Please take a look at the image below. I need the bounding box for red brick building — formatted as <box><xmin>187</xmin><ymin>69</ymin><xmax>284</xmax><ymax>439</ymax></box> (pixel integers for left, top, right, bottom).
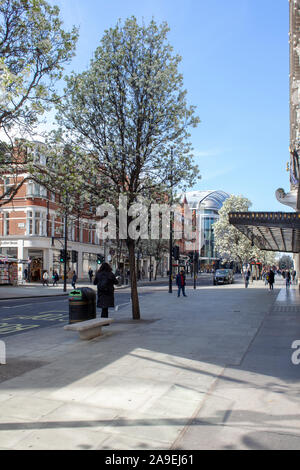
<box><xmin>0</xmin><ymin>147</ymin><xmax>105</xmax><ymax>282</ymax></box>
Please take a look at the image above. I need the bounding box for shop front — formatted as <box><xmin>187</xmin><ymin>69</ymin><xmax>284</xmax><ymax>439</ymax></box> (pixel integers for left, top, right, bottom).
<box><xmin>27</xmin><ymin>249</ymin><xmax>43</xmax><ymax>282</ymax></box>
<box><xmin>0</xmin><ymin>257</ymin><xmax>18</xmax><ymax>285</ymax></box>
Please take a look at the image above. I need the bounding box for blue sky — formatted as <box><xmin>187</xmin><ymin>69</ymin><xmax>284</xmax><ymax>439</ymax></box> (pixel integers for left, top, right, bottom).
<box><xmin>49</xmin><ymin>0</ymin><xmax>291</xmax><ymax>212</ymax></box>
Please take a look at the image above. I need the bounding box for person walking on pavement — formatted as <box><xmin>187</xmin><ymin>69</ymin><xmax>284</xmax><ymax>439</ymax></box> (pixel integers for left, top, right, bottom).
<box><xmin>42</xmin><ymin>270</ymin><xmax>49</xmax><ymax>287</ymax></box>
<box><xmin>245</xmin><ymin>269</ymin><xmax>251</xmax><ymax>288</ymax></box>
<box><xmin>286</xmin><ymin>270</ymin><xmax>291</xmax><ymax>289</ymax></box>
<box><xmin>176</xmin><ymin>269</ymin><xmax>187</xmax><ymax>297</ymax></box>
<box><xmin>88</xmin><ymin>267</ymin><xmax>94</xmax><ymax>284</ymax></box>
<box><xmin>52</xmin><ymin>271</ymin><xmax>59</xmax><ymax>287</ymax></box>
<box><xmin>94</xmin><ymin>262</ymin><xmax>119</xmax><ymax>317</ymax></box>
<box><xmin>268</xmin><ymin>268</ymin><xmax>275</xmax><ymax>290</ymax></box>
<box><xmin>71</xmin><ymin>271</ymin><xmax>77</xmax><ymax>289</ymax></box>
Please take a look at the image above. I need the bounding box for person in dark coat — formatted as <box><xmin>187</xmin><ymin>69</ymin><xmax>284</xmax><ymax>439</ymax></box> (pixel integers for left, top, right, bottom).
<box><xmin>176</xmin><ymin>269</ymin><xmax>187</xmax><ymax>297</ymax></box>
<box><xmin>94</xmin><ymin>263</ymin><xmax>119</xmax><ymax>317</ymax></box>
<box><xmin>245</xmin><ymin>269</ymin><xmax>251</xmax><ymax>288</ymax></box>
<box><xmin>88</xmin><ymin>267</ymin><xmax>93</xmax><ymax>284</ymax></box>
<box><xmin>71</xmin><ymin>271</ymin><xmax>77</xmax><ymax>289</ymax></box>
<box><xmin>268</xmin><ymin>269</ymin><xmax>275</xmax><ymax>290</ymax></box>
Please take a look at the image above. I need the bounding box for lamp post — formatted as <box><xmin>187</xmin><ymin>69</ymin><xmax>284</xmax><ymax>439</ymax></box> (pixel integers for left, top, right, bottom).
<box><xmin>169</xmin><ymin>148</ymin><xmax>174</xmax><ymax>294</ymax></box>
<box><xmin>51</xmin><ymin>209</ymin><xmax>68</xmax><ymax>293</ymax></box>
<box><xmin>63</xmin><ymin>210</ymin><xmax>68</xmax><ymax>292</ymax></box>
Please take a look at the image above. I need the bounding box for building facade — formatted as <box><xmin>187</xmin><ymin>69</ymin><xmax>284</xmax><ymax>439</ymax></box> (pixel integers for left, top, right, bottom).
<box><xmin>0</xmin><ymin>168</ymin><xmax>105</xmax><ymax>282</ymax></box>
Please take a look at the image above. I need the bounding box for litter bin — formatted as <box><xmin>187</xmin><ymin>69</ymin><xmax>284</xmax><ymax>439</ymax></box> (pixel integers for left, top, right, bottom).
<box><xmin>68</xmin><ymin>287</ymin><xmax>96</xmax><ymax>324</ymax></box>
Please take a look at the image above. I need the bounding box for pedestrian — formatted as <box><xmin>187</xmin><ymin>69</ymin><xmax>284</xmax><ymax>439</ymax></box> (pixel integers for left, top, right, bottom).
<box><xmin>94</xmin><ymin>262</ymin><xmax>119</xmax><ymax>317</ymax></box>
<box><xmin>42</xmin><ymin>270</ymin><xmax>49</xmax><ymax>287</ymax></box>
<box><xmin>52</xmin><ymin>271</ymin><xmax>59</xmax><ymax>286</ymax></box>
<box><xmin>24</xmin><ymin>268</ymin><xmax>28</xmax><ymax>282</ymax></box>
<box><xmin>292</xmin><ymin>270</ymin><xmax>296</xmax><ymax>284</ymax></box>
<box><xmin>268</xmin><ymin>268</ymin><xmax>275</xmax><ymax>290</ymax></box>
<box><xmin>245</xmin><ymin>269</ymin><xmax>251</xmax><ymax>288</ymax></box>
<box><xmin>176</xmin><ymin>269</ymin><xmax>187</xmax><ymax>297</ymax></box>
<box><xmin>71</xmin><ymin>271</ymin><xmax>77</xmax><ymax>289</ymax></box>
<box><xmin>88</xmin><ymin>267</ymin><xmax>94</xmax><ymax>284</ymax></box>
<box><xmin>286</xmin><ymin>270</ymin><xmax>291</xmax><ymax>288</ymax></box>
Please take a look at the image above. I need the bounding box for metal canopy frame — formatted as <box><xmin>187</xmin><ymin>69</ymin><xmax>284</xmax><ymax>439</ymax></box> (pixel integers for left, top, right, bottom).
<box><xmin>228</xmin><ymin>212</ymin><xmax>300</xmax><ymax>253</ymax></box>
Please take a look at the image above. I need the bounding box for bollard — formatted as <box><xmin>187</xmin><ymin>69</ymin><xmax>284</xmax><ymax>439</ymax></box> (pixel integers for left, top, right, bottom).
<box><xmin>0</xmin><ymin>340</ymin><xmax>6</xmax><ymax>365</ymax></box>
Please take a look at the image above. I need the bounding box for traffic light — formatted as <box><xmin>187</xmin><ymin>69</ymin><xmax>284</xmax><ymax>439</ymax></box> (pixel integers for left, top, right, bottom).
<box><xmin>71</xmin><ymin>250</ymin><xmax>78</xmax><ymax>263</ymax></box>
<box><xmin>60</xmin><ymin>249</ymin><xmax>66</xmax><ymax>263</ymax></box>
<box><xmin>188</xmin><ymin>252</ymin><xmax>199</xmax><ymax>263</ymax></box>
<box><xmin>97</xmin><ymin>254</ymin><xmax>104</xmax><ymax>265</ymax></box>
<box><xmin>172</xmin><ymin>246</ymin><xmax>180</xmax><ymax>260</ymax></box>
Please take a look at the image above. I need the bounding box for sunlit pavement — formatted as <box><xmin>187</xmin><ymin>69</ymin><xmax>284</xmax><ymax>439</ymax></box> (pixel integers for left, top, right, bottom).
<box><xmin>0</xmin><ymin>277</ymin><xmax>299</xmax><ymax>450</ymax></box>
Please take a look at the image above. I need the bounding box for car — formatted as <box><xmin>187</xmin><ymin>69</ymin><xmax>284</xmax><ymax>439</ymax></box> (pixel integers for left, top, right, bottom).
<box><xmin>213</xmin><ymin>268</ymin><xmax>234</xmax><ymax>285</ymax></box>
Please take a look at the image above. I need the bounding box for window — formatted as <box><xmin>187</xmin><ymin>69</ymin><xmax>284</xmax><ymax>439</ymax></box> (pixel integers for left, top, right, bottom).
<box><xmin>26</xmin><ymin>210</ymin><xmax>46</xmax><ymax>236</ymax></box>
<box><xmin>68</xmin><ymin>220</ymin><xmax>75</xmax><ymax>241</ymax></box>
<box><xmin>3</xmin><ymin>178</ymin><xmax>14</xmax><ymax>199</ymax></box>
<box><xmin>27</xmin><ymin>181</ymin><xmax>47</xmax><ymax>198</ymax></box>
<box><xmin>94</xmin><ymin>224</ymin><xmax>99</xmax><ymax>244</ymax></box>
<box><xmin>88</xmin><ymin>224</ymin><xmax>92</xmax><ymax>244</ymax></box>
<box><xmin>3</xmin><ymin>213</ymin><xmax>9</xmax><ymax>235</ymax></box>
<box><xmin>34</xmin><ymin>211</ymin><xmax>41</xmax><ymax>235</ymax></box>
<box><xmin>33</xmin><ymin>148</ymin><xmax>47</xmax><ymax>166</ymax></box>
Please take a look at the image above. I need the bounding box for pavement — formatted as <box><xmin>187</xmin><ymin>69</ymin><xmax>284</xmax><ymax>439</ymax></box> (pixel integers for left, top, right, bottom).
<box><xmin>0</xmin><ymin>277</ymin><xmax>299</xmax><ymax>450</ymax></box>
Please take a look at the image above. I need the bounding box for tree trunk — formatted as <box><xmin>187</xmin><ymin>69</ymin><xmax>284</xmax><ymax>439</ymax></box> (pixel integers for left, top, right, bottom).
<box><xmin>154</xmin><ymin>259</ymin><xmax>160</xmax><ymax>280</ymax></box>
<box><xmin>127</xmin><ymin>238</ymin><xmax>140</xmax><ymax>320</ymax></box>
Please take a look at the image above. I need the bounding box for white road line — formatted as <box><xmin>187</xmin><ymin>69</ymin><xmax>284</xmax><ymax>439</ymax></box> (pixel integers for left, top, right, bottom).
<box><xmin>115</xmin><ymin>301</ymin><xmax>131</xmax><ymax>311</ymax></box>
<box><xmin>1</xmin><ymin>303</ymin><xmax>36</xmax><ymax>309</ymax></box>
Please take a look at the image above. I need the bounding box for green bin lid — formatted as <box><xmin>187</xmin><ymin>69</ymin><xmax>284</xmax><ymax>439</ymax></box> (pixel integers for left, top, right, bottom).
<box><xmin>69</xmin><ymin>289</ymin><xmax>82</xmax><ymax>298</ymax></box>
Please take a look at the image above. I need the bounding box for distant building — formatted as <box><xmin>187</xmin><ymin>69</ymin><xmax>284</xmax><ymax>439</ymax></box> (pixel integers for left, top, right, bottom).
<box><xmin>180</xmin><ymin>190</ymin><xmax>229</xmax><ymax>270</ymax></box>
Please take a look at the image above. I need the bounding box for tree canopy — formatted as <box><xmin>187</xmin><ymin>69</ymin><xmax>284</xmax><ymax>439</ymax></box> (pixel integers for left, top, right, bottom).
<box><xmin>0</xmin><ymin>0</ymin><xmax>78</xmax><ymax>133</ymax></box>
<box><xmin>54</xmin><ymin>17</ymin><xmax>201</xmax><ymax>318</ymax></box>
<box><xmin>213</xmin><ymin>194</ymin><xmax>277</xmax><ymax>268</ymax></box>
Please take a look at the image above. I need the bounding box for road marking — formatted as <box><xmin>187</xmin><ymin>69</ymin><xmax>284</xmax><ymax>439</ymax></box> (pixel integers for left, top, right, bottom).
<box><xmin>2</xmin><ymin>311</ymin><xmax>68</xmax><ymax>322</ymax></box>
<box><xmin>0</xmin><ymin>323</ymin><xmax>40</xmax><ymax>335</ymax></box>
<box><xmin>115</xmin><ymin>302</ymin><xmax>131</xmax><ymax>311</ymax></box>
<box><xmin>1</xmin><ymin>303</ymin><xmax>36</xmax><ymax>309</ymax></box>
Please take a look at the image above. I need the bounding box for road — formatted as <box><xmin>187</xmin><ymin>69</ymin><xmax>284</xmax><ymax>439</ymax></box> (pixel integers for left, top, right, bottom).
<box><xmin>0</xmin><ymin>273</ymin><xmax>229</xmax><ymax>337</ymax></box>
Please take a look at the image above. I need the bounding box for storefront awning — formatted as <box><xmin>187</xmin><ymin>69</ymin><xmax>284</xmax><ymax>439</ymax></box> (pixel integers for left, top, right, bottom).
<box><xmin>228</xmin><ymin>211</ymin><xmax>300</xmax><ymax>253</ymax></box>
